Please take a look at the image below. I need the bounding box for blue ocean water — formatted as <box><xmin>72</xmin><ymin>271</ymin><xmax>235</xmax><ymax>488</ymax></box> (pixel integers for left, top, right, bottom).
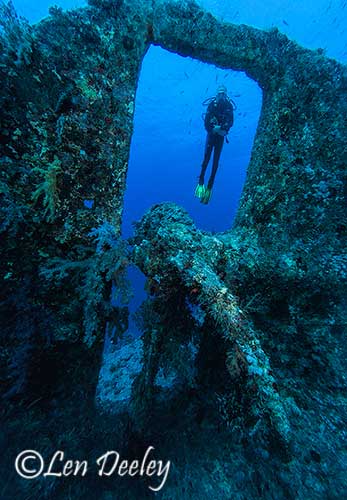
<box><xmin>122</xmin><ymin>46</ymin><xmax>261</xmax><ymax>237</ymax></box>
<box><xmin>11</xmin><ymin>0</ymin><xmax>347</xmax><ymax>328</ymax></box>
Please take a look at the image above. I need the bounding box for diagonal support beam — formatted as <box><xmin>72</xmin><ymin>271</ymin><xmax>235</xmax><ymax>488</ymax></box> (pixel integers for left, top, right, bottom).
<box><xmin>133</xmin><ymin>202</ymin><xmax>291</xmax><ymax>446</ymax></box>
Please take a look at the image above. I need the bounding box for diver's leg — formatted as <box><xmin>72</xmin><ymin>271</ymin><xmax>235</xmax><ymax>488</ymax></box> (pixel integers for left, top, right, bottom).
<box><xmin>201</xmin><ymin>136</ymin><xmax>224</xmax><ymax>204</ymax></box>
<box><xmin>199</xmin><ymin>133</ymin><xmax>213</xmax><ymax>184</ymax></box>
<box><xmin>207</xmin><ymin>135</ymin><xmax>224</xmax><ymax>189</ymax></box>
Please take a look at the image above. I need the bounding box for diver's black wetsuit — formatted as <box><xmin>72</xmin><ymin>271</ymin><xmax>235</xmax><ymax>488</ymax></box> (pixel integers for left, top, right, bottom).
<box><xmin>199</xmin><ymin>96</ymin><xmax>234</xmax><ymax>189</ymax></box>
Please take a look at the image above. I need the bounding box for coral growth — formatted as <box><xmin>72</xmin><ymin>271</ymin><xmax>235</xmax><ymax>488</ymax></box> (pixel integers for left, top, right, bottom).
<box><xmin>32</xmin><ymin>156</ymin><xmax>62</xmax><ymax>221</ymax></box>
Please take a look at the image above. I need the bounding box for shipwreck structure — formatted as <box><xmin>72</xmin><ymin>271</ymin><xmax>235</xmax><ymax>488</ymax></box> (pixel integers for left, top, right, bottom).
<box><xmin>1</xmin><ymin>0</ymin><xmax>346</xmax><ymax>498</ymax></box>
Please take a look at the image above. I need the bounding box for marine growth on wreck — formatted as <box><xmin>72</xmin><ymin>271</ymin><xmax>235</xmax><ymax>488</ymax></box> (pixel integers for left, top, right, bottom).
<box><xmin>1</xmin><ymin>0</ymin><xmax>346</xmax><ymax>498</ymax></box>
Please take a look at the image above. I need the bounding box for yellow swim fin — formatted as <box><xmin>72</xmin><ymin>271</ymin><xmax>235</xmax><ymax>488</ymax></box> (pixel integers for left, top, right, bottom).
<box><xmin>195</xmin><ymin>183</ymin><xmax>205</xmax><ymax>199</ymax></box>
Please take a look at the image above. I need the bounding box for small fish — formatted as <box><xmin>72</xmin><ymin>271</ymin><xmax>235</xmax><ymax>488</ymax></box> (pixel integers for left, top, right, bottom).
<box><xmin>184</xmin><ymin>71</ymin><xmax>189</xmax><ymax>78</ymax></box>
<box><xmin>283</xmin><ymin>19</ymin><xmax>289</xmax><ymax>26</ymax></box>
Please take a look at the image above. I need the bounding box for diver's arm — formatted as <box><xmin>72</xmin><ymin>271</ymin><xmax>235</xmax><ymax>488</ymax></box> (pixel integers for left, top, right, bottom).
<box><xmin>204</xmin><ymin>112</ymin><xmax>213</xmax><ymax>132</ymax></box>
<box><xmin>213</xmin><ymin>125</ymin><xmax>227</xmax><ymax>136</ymax></box>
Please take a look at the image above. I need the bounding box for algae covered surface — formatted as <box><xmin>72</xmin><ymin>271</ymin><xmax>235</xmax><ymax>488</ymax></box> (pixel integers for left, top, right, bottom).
<box><xmin>0</xmin><ymin>0</ymin><xmax>346</xmax><ymax>498</ymax></box>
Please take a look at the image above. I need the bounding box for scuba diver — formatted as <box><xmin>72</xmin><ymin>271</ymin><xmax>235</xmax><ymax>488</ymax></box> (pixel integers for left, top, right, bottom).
<box><xmin>195</xmin><ymin>85</ymin><xmax>234</xmax><ymax>204</ymax></box>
